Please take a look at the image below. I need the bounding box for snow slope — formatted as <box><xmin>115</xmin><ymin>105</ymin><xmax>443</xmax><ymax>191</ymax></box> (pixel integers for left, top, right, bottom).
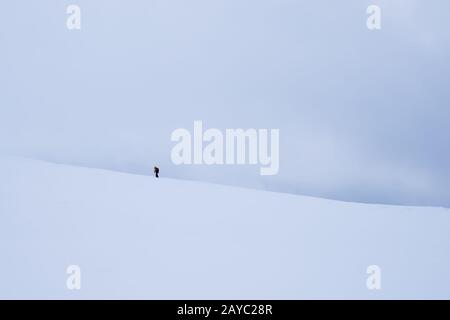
<box><xmin>0</xmin><ymin>156</ymin><xmax>449</xmax><ymax>299</ymax></box>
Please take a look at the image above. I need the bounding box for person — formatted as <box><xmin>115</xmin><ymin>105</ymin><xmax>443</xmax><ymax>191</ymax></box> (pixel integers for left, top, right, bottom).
<box><xmin>154</xmin><ymin>166</ymin><xmax>159</xmax><ymax>178</ymax></box>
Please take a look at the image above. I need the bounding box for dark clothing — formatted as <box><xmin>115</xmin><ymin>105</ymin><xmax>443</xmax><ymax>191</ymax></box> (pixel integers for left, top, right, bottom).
<box><xmin>154</xmin><ymin>167</ymin><xmax>159</xmax><ymax>178</ymax></box>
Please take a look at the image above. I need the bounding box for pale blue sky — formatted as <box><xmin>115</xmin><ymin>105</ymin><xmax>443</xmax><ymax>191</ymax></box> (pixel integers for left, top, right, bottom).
<box><xmin>1</xmin><ymin>0</ymin><xmax>449</xmax><ymax>207</ymax></box>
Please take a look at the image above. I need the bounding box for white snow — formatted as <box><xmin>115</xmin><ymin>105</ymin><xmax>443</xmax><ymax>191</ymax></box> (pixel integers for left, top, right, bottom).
<box><xmin>0</xmin><ymin>156</ymin><xmax>449</xmax><ymax>299</ymax></box>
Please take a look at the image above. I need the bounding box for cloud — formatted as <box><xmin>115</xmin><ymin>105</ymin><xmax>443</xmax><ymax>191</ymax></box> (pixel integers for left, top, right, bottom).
<box><xmin>1</xmin><ymin>0</ymin><xmax>449</xmax><ymax>207</ymax></box>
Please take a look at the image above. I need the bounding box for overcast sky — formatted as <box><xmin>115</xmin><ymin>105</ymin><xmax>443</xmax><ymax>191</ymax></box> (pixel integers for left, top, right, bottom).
<box><xmin>1</xmin><ymin>0</ymin><xmax>449</xmax><ymax>207</ymax></box>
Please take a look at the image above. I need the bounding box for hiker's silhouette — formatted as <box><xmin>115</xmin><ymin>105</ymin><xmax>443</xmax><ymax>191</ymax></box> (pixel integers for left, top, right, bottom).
<box><xmin>154</xmin><ymin>166</ymin><xmax>159</xmax><ymax>178</ymax></box>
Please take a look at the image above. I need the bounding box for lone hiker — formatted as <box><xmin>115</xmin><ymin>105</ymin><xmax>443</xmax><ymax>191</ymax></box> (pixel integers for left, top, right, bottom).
<box><xmin>154</xmin><ymin>166</ymin><xmax>159</xmax><ymax>178</ymax></box>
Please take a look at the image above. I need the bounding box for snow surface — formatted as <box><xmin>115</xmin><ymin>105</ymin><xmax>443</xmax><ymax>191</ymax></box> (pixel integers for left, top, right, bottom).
<box><xmin>0</xmin><ymin>156</ymin><xmax>449</xmax><ymax>299</ymax></box>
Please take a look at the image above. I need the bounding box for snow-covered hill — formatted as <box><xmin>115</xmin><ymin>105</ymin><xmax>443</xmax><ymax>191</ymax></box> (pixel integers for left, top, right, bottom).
<box><xmin>0</xmin><ymin>156</ymin><xmax>449</xmax><ymax>299</ymax></box>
